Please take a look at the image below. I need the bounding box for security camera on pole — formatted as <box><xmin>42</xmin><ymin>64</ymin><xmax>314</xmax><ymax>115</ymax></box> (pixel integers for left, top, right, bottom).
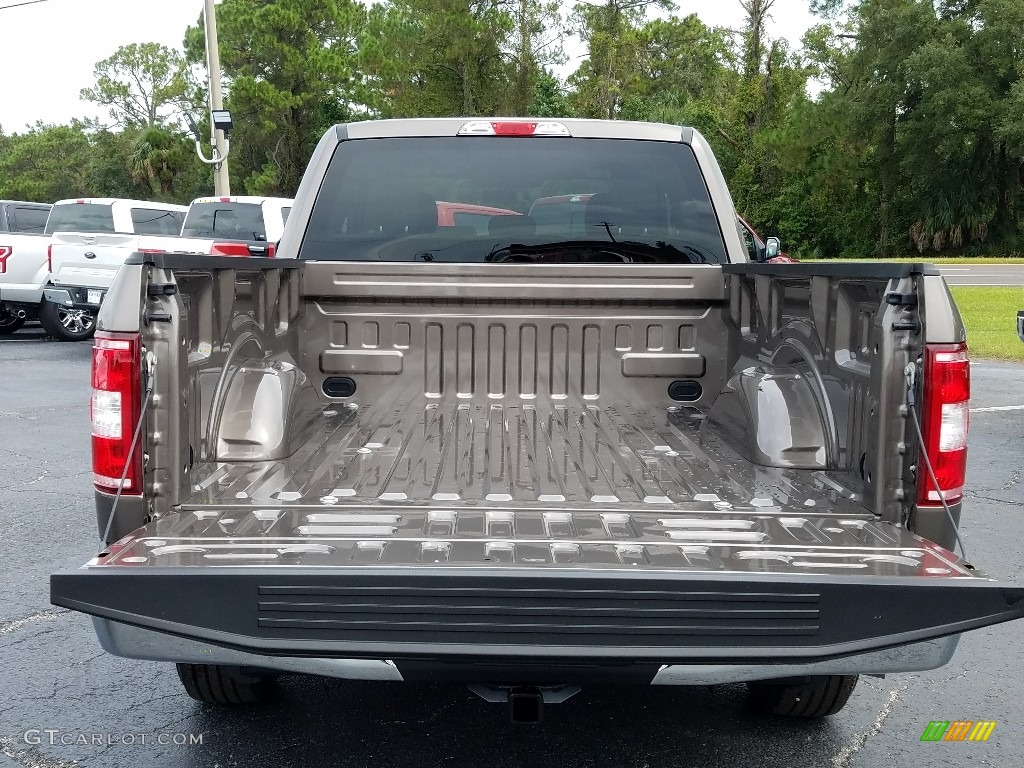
<box><xmin>195</xmin><ymin>0</ymin><xmax>232</xmax><ymax>196</ymax></box>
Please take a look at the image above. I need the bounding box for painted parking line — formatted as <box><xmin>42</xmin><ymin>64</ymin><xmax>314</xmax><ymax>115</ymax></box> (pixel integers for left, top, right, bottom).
<box><xmin>970</xmin><ymin>405</ymin><xmax>1024</xmax><ymax>413</ymax></box>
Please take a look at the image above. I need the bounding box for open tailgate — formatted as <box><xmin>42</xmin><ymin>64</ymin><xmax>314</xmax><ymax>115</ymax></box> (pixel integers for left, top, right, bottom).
<box><xmin>50</xmin><ymin>509</ymin><xmax>1024</xmax><ymax>663</ymax></box>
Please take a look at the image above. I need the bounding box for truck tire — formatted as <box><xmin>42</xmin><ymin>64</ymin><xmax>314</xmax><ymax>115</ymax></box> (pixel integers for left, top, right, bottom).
<box><xmin>39</xmin><ymin>300</ymin><xmax>96</xmax><ymax>342</ymax></box>
<box><xmin>176</xmin><ymin>664</ymin><xmax>276</xmax><ymax>706</ymax></box>
<box><xmin>0</xmin><ymin>312</ymin><xmax>25</xmax><ymax>335</ymax></box>
<box><xmin>747</xmin><ymin>675</ymin><xmax>858</xmax><ymax>718</ymax></box>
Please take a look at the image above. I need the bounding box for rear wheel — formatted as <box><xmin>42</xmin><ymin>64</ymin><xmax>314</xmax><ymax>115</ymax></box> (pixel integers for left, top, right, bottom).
<box><xmin>39</xmin><ymin>300</ymin><xmax>95</xmax><ymax>342</ymax></box>
<box><xmin>175</xmin><ymin>664</ymin><xmax>276</xmax><ymax>706</ymax></box>
<box><xmin>0</xmin><ymin>310</ymin><xmax>25</xmax><ymax>335</ymax></box>
<box><xmin>747</xmin><ymin>675</ymin><xmax>858</xmax><ymax>718</ymax></box>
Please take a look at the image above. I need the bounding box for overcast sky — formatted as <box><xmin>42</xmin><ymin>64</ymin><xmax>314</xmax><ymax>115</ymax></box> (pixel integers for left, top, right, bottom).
<box><xmin>0</xmin><ymin>0</ymin><xmax>817</xmax><ymax>133</ymax></box>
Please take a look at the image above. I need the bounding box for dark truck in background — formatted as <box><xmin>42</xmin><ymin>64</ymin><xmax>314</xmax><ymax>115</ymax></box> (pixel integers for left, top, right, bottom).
<box><xmin>51</xmin><ymin>119</ymin><xmax>1023</xmax><ymax>723</ymax></box>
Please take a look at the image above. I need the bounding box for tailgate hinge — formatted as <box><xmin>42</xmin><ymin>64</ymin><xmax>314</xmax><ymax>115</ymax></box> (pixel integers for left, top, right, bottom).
<box><xmin>885</xmin><ymin>292</ymin><xmax>918</xmax><ymax>306</ymax></box>
<box><xmin>891</xmin><ymin>320</ymin><xmax>920</xmax><ymax>333</ymax></box>
<box><xmin>888</xmin><ymin>290</ymin><xmax>920</xmax><ymax>333</ymax></box>
<box><xmin>147</xmin><ymin>283</ymin><xmax>177</xmax><ymax>297</ymax></box>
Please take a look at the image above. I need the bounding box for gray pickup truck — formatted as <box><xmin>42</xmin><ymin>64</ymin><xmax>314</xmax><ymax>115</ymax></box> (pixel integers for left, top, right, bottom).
<box><xmin>51</xmin><ymin>119</ymin><xmax>1023</xmax><ymax>722</ymax></box>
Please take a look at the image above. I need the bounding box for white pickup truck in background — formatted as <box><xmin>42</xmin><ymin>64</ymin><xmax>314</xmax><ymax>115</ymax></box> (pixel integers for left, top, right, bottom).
<box><xmin>179</xmin><ymin>195</ymin><xmax>292</xmax><ymax>246</ymax></box>
<box><xmin>0</xmin><ymin>200</ymin><xmax>53</xmax><ymax>335</ymax></box>
<box><xmin>44</xmin><ymin>196</ymin><xmax>291</xmax><ymax>341</ymax></box>
<box><xmin>43</xmin><ymin>198</ymin><xmax>188</xmax><ymax>341</ymax></box>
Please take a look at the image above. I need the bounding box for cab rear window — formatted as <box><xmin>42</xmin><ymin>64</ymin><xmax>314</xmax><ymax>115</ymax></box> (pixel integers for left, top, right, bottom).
<box><xmin>45</xmin><ymin>203</ymin><xmax>115</xmax><ymax>234</ymax></box>
<box><xmin>131</xmin><ymin>208</ymin><xmax>184</xmax><ymax>236</ymax></box>
<box><xmin>299</xmin><ymin>137</ymin><xmax>727</xmax><ymax>263</ymax></box>
<box><xmin>10</xmin><ymin>206</ymin><xmax>50</xmax><ymax>233</ymax></box>
<box><xmin>181</xmin><ymin>203</ymin><xmax>267</xmax><ymax>241</ymax></box>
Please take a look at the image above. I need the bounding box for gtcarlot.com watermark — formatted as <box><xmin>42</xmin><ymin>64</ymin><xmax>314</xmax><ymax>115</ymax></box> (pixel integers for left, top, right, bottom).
<box><xmin>23</xmin><ymin>729</ymin><xmax>204</xmax><ymax>747</ymax></box>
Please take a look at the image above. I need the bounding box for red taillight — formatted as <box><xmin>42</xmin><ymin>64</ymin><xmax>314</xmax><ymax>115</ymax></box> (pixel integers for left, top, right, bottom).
<box><xmin>917</xmin><ymin>342</ymin><xmax>970</xmax><ymax>505</ymax></box>
<box><xmin>47</xmin><ymin>244</ymin><xmax>52</xmax><ymax>273</ymax></box>
<box><xmin>208</xmin><ymin>242</ymin><xmax>274</xmax><ymax>257</ymax></box>
<box><xmin>209</xmin><ymin>242</ymin><xmax>251</xmax><ymax>257</ymax></box>
<box><xmin>137</xmin><ymin>248</ymin><xmax>166</xmax><ymax>255</ymax></box>
<box><xmin>91</xmin><ymin>332</ymin><xmax>143</xmax><ymax>494</ymax></box>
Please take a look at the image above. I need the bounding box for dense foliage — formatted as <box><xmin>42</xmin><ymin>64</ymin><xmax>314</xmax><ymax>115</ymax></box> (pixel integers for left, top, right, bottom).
<box><xmin>1</xmin><ymin>0</ymin><xmax>1023</xmax><ymax>257</ymax></box>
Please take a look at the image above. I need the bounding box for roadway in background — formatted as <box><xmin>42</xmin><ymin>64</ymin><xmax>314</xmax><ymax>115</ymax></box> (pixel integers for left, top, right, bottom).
<box><xmin>938</xmin><ymin>265</ymin><xmax>1024</xmax><ymax>286</ymax></box>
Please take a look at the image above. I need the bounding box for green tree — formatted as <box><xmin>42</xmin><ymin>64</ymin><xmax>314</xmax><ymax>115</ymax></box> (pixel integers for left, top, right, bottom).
<box><xmin>0</xmin><ymin>123</ymin><xmax>98</xmax><ymax>201</ymax></box>
<box><xmin>739</xmin><ymin>0</ymin><xmax>776</xmax><ymax>81</ymax></box>
<box><xmin>506</xmin><ymin>0</ymin><xmax>566</xmax><ymax>115</ymax></box>
<box><xmin>621</xmin><ymin>14</ymin><xmax>738</xmax><ymax>135</ymax></box>
<box><xmin>898</xmin><ymin>0</ymin><xmax>1024</xmax><ymax>251</ymax></box>
<box><xmin>127</xmin><ymin>126</ymin><xmax>209</xmax><ymax>202</ymax></box>
<box><xmin>530</xmin><ymin>69</ymin><xmax>573</xmax><ymax>116</ymax></box>
<box><xmin>88</xmin><ymin>126</ymin><xmax>152</xmax><ymax>200</ymax></box>
<box><xmin>793</xmin><ymin>0</ymin><xmax>1024</xmax><ymax>256</ymax></box>
<box><xmin>33</xmin><ymin>0</ymin><xmax>1014</xmax><ymax>257</ymax></box>
<box><xmin>81</xmin><ymin>43</ymin><xmax>196</xmax><ymax>128</ymax></box>
<box><xmin>361</xmin><ymin>0</ymin><xmax>517</xmax><ymax>118</ymax></box>
<box><xmin>568</xmin><ymin>0</ymin><xmax>673</xmax><ymax>120</ymax></box>
<box><xmin>186</xmin><ymin>0</ymin><xmax>366</xmax><ymax>196</ymax></box>
<box><xmin>0</xmin><ymin>120</ymin><xmax>209</xmax><ymax>205</ymax></box>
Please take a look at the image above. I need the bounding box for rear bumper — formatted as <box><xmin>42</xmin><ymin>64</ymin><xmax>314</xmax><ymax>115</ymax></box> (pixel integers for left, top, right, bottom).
<box><xmin>0</xmin><ymin>285</ymin><xmax>44</xmax><ymax>305</ymax></box>
<box><xmin>51</xmin><ymin>566</ymin><xmax>1024</xmax><ymax>668</ymax></box>
<box><xmin>92</xmin><ymin>616</ymin><xmax>960</xmax><ymax>684</ymax></box>
<box><xmin>94</xmin><ymin>618</ymin><xmax>405</xmax><ymax>680</ymax></box>
<box><xmin>43</xmin><ymin>286</ymin><xmax>104</xmax><ymax>309</ymax></box>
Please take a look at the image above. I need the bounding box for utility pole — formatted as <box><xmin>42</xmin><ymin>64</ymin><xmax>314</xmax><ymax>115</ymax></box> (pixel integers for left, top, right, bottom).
<box><xmin>203</xmin><ymin>0</ymin><xmax>230</xmax><ymax>196</ymax></box>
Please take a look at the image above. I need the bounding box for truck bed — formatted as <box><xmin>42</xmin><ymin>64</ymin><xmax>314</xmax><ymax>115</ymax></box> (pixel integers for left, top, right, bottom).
<box><xmin>188</xmin><ymin>393</ymin><xmax>868</xmax><ymax>516</ymax></box>
<box><xmin>153</xmin><ymin>260</ymin><xmax>909</xmax><ymax>571</ymax></box>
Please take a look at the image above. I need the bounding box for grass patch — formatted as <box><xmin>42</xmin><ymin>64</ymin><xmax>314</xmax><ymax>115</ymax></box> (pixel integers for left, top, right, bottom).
<box><xmin>949</xmin><ymin>287</ymin><xmax>1024</xmax><ymax>361</ymax></box>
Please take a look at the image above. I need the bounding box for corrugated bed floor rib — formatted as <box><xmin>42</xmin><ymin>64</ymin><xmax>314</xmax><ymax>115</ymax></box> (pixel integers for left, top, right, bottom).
<box><xmin>186</xmin><ymin>396</ymin><xmax>868</xmax><ymax>516</ymax></box>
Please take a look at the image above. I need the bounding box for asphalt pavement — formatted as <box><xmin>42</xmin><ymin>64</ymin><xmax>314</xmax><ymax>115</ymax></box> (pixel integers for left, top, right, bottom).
<box><xmin>1</xmin><ymin>326</ymin><xmax>1023</xmax><ymax>768</ymax></box>
<box><xmin>937</xmin><ymin>265</ymin><xmax>1024</xmax><ymax>286</ymax></box>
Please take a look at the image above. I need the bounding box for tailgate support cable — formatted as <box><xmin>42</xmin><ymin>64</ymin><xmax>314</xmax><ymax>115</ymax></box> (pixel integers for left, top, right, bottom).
<box><xmin>99</xmin><ymin>351</ymin><xmax>157</xmax><ymax>551</ymax></box>
<box><xmin>905</xmin><ymin>363</ymin><xmax>970</xmax><ymax>562</ymax></box>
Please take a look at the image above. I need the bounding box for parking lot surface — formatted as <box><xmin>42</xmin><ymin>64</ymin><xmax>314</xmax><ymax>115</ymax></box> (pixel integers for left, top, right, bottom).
<box><xmin>938</xmin><ymin>264</ymin><xmax>1024</xmax><ymax>286</ymax></box>
<box><xmin>1</xmin><ymin>327</ymin><xmax>1022</xmax><ymax>768</ymax></box>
